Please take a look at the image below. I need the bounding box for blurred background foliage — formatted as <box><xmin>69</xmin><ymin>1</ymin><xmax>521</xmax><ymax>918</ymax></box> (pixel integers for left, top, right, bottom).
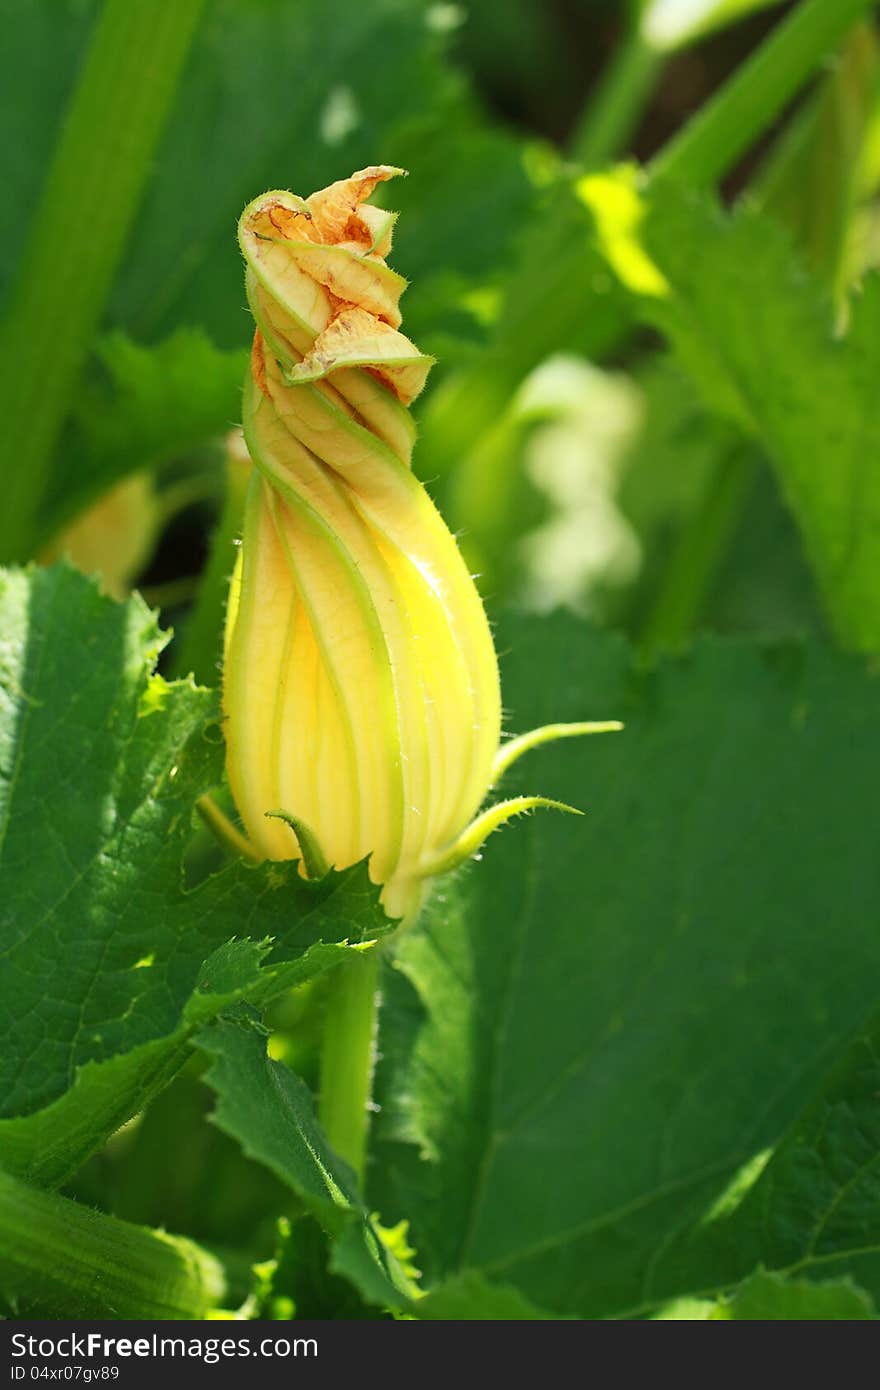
<box><xmin>8</xmin><ymin>0</ymin><xmax>880</xmax><ymax>680</ymax></box>
<box><xmin>4</xmin><ymin>0</ymin><xmax>880</xmax><ymax>1293</ymax></box>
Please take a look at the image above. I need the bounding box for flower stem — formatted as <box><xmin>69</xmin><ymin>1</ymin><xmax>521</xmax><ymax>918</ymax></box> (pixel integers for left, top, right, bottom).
<box><xmin>652</xmin><ymin>0</ymin><xmax>878</xmax><ymax>188</ymax></box>
<box><xmin>0</xmin><ymin>1167</ymin><xmax>224</xmax><ymax>1319</ymax></box>
<box><xmin>0</xmin><ymin>0</ymin><xmax>206</xmax><ymax>562</ymax></box>
<box><xmin>319</xmin><ymin>949</ymin><xmax>380</xmax><ymax>1183</ymax></box>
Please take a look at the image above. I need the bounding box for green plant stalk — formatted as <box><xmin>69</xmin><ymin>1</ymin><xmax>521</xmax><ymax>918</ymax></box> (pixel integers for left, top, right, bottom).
<box><xmin>319</xmin><ymin>950</ymin><xmax>380</xmax><ymax>1183</ymax></box>
<box><xmin>0</xmin><ymin>0</ymin><xmax>205</xmax><ymax>563</ymax></box>
<box><xmin>0</xmin><ymin>1167</ymin><xmax>224</xmax><ymax>1319</ymax></box>
<box><xmin>639</xmin><ymin>448</ymin><xmax>760</xmax><ymax>658</ymax></box>
<box><xmin>652</xmin><ymin>0</ymin><xmax>878</xmax><ymax>187</ymax></box>
<box><xmin>571</xmin><ymin>28</ymin><xmax>663</xmax><ymax>167</ymax></box>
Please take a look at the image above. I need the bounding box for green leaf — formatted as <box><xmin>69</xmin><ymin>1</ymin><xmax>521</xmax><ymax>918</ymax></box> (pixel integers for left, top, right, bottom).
<box><xmin>371</xmin><ymin>612</ymin><xmax>880</xmax><ymax>1318</ymax></box>
<box><xmin>415</xmin><ymin>1271</ymin><xmax>571</xmax><ymax>1321</ymax></box>
<box><xmin>0</xmin><ymin>565</ymin><xmax>389</xmax><ymax>1186</ymax></box>
<box><xmin>710</xmin><ymin>1270</ymin><xmax>876</xmax><ymax>1320</ymax></box>
<box><xmin>653</xmin><ymin>1019</ymin><xmax>880</xmax><ymax>1306</ymax></box>
<box><xmin>198</xmin><ymin>1018</ymin><xmax>414</xmax><ymax>1312</ymax></box>
<box><xmin>253</xmin><ymin>1215</ymin><xmax>388</xmax><ymax>1320</ymax></box>
<box><xmin>584</xmin><ymin>175</ymin><xmax>880</xmax><ymax>650</ymax></box>
<box><xmin>652</xmin><ymin>1268</ymin><xmax>877</xmax><ymax>1319</ymax></box>
<box><xmin>650</xmin><ymin>1296</ymin><xmax>717</xmax><ymax>1319</ymax></box>
<box><xmin>41</xmin><ymin>330</ymin><xmax>246</xmax><ymax>548</ymax></box>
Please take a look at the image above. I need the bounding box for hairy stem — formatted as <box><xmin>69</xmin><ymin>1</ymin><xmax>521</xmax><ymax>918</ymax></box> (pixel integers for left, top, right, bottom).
<box><xmin>653</xmin><ymin>0</ymin><xmax>878</xmax><ymax>187</ymax></box>
<box><xmin>319</xmin><ymin>950</ymin><xmax>380</xmax><ymax>1183</ymax></box>
<box><xmin>0</xmin><ymin>1167</ymin><xmax>224</xmax><ymax>1319</ymax></box>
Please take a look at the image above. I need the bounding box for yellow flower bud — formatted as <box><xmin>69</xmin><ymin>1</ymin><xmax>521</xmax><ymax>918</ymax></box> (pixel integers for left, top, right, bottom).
<box><xmin>223</xmin><ymin>167</ymin><xmax>619</xmax><ymax>918</ymax></box>
<box><xmin>41</xmin><ymin>473</ymin><xmax>160</xmax><ymax>599</ymax></box>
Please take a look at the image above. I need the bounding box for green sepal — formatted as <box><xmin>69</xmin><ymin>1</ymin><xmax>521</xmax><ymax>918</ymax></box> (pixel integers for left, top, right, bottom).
<box><xmin>421</xmin><ymin>795</ymin><xmax>583</xmax><ymax>879</ymax></box>
<box><xmin>266</xmin><ymin>809</ymin><xmax>332</xmax><ymax>880</ymax></box>
<box><xmin>492</xmin><ymin>720</ymin><xmax>624</xmax><ymax>783</ymax></box>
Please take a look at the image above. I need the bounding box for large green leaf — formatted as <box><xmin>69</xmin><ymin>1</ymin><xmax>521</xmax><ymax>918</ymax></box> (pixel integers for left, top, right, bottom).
<box><xmin>656</xmin><ymin>1270</ymin><xmax>875</xmax><ymax>1319</ymax></box>
<box><xmin>371</xmin><ymin>613</ymin><xmax>880</xmax><ymax>1318</ymax></box>
<box><xmin>652</xmin><ymin>1018</ymin><xmax>880</xmax><ymax>1306</ymax></box>
<box><xmin>414</xmin><ymin>1271</ymin><xmax>571</xmax><ymax>1320</ymax></box>
<box><xmin>583</xmin><ymin>175</ymin><xmax>880</xmax><ymax>651</ymax></box>
<box><xmin>709</xmin><ymin>1270</ymin><xmax>875</xmax><ymax>1320</ymax></box>
<box><xmin>0</xmin><ymin>565</ymin><xmax>388</xmax><ymax>1186</ymax></box>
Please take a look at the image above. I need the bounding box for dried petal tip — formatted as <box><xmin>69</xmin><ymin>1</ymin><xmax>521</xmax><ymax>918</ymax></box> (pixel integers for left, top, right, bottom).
<box><xmin>286</xmin><ymin>307</ymin><xmax>434</xmax><ymax>405</ymax></box>
<box><xmin>305</xmin><ymin>165</ymin><xmax>406</xmax><ymax>246</ymax></box>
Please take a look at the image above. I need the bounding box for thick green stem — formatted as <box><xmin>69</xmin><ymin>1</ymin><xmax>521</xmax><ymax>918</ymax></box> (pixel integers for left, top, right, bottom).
<box><xmin>0</xmin><ymin>1167</ymin><xmax>224</xmax><ymax>1319</ymax></box>
<box><xmin>0</xmin><ymin>0</ymin><xmax>205</xmax><ymax>562</ymax></box>
<box><xmin>652</xmin><ymin>0</ymin><xmax>878</xmax><ymax>187</ymax></box>
<box><xmin>319</xmin><ymin>950</ymin><xmax>380</xmax><ymax>1183</ymax></box>
<box><xmin>571</xmin><ymin>29</ymin><xmax>663</xmax><ymax>166</ymax></box>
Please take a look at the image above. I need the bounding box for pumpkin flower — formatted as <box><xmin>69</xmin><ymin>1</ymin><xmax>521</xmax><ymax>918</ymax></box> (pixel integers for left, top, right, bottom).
<box><xmin>222</xmin><ymin>166</ymin><xmax>619</xmax><ymax>919</ymax></box>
